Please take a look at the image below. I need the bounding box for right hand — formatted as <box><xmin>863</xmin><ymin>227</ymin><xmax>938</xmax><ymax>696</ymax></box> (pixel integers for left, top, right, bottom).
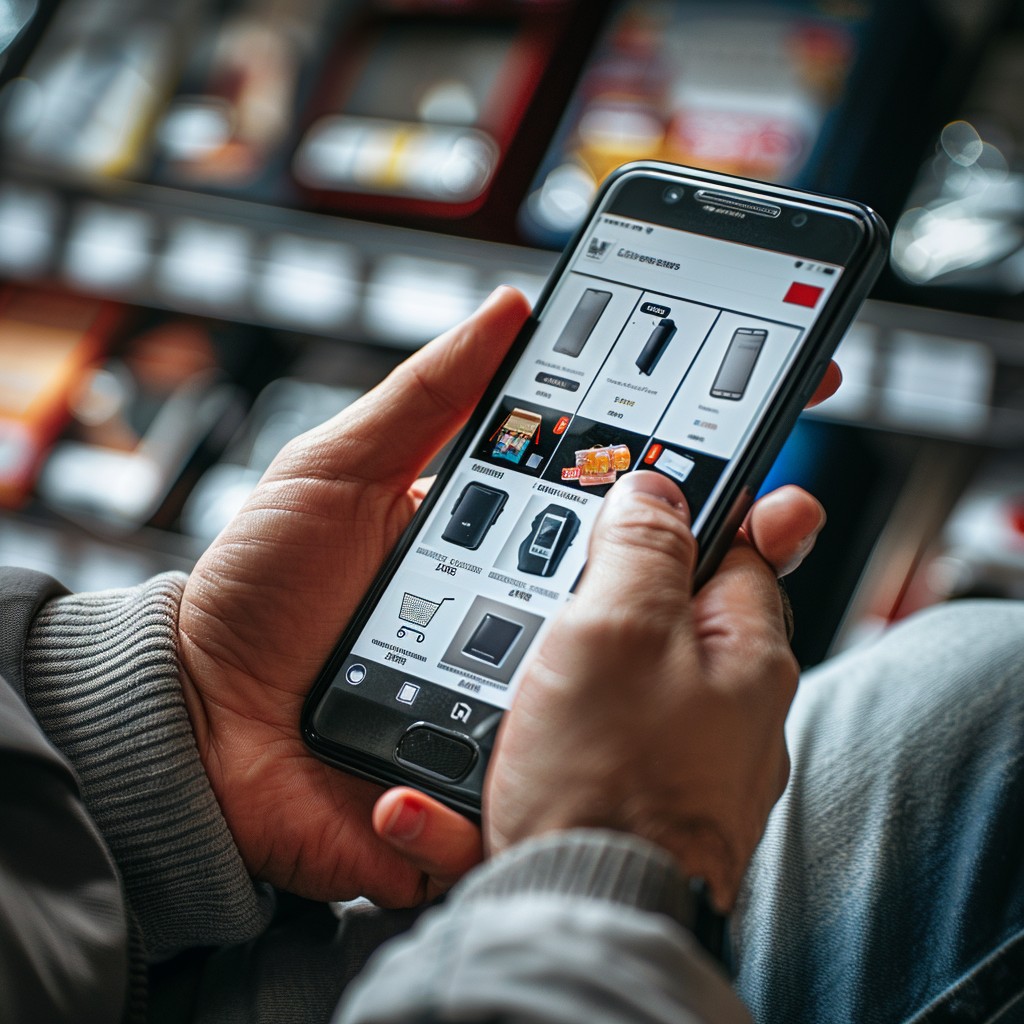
<box><xmin>374</xmin><ymin>482</ymin><xmax>825</xmax><ymax>899</ymax></box>
<box><xmin>483</xmin><ymin>471</ymin><xmax>801</xmax><ymax>911</ymax></box>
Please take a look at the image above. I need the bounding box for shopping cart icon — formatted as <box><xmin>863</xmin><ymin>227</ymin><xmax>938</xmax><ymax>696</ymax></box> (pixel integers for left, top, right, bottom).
<box><xmin>397</xmin><ymin>593</ymin><xmax>453</xmax><ymax>643</ymax></box>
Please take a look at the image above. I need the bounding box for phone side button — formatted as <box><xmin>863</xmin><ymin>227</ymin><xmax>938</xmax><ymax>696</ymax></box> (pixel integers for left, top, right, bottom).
<box><xmin>396</xmin><ymin>724</ymin><xmax>478</xmax><ymax>783</ymax></box>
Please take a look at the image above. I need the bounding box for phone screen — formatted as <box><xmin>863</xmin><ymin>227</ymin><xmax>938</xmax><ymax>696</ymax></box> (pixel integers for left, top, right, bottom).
<box><xmin>306</xmin><ymin>166</ymin><xmax>879</xmax><ymax>804</ymax></box>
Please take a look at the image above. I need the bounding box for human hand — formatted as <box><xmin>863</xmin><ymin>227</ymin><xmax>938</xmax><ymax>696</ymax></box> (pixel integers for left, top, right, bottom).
<box><xmin>371</xmin><ymin>362</ymin><xmax>839</xmax><ymax>892</ymax></box>
<box><xmin>484</xmin><ymin>470</ymin><xmax>805</xmax><ymax>912</ymax></box>
<box><xmin>374</xmin><ymin>481</ymin><xmax>826</xmax><ymax>900</ymax></box>
<box><xmin>175</xmin><ymin>287</ymin><xmax>530</xmax><ymax>906</ymax></box>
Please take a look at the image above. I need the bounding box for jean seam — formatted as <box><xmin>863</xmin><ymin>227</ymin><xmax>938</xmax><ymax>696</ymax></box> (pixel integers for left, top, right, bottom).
<box><xmin>989</xmin><ymin>986</ymin><xmax>1024</xmax><ymax>1024</ymax></box>
<box><xmin>905</xmin><ymin>928</ymin><xmax>1024</xmax><ymax>1024</ymax></box>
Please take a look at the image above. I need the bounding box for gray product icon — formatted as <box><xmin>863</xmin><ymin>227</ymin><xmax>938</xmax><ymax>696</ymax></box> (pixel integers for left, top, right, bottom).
<box><xmin>396</xmin><ymin>592</ymin><xmax>452</xmax><ymax>642</ymax></box>
<box><xmin>553</xmin><ymin>288</ymin><xmax>612</xmax><ymax>358</ymax></box>
<box><xmin>710</xmin><ymin>327</ymin><xmax>768</xmax><ymax>400</ymax></box>
<box><xmin>462</xmin><ymin>613</ymin><xmax>524</xmax><ymax>667</ymax></box>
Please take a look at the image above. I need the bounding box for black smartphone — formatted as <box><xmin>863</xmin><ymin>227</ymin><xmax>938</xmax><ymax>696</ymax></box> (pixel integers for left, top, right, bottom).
<box><xmin>517</xmin><ymin>504</ymin><xmax>580</xmax><ymax>577</ymax></box>
<box><xmin>552</xmin><ymin>288</ymin><xmax>612</xmax><ymax>358</ymax></box>
<box><xmin>302</xmin><ymin>162</ymin><xmax>888</xmax><ymax>819</ymax></box>
<box><xmin>710</xmin><ymin>327</ymin><xmax>769</xmax><ymax>400</ymax></box>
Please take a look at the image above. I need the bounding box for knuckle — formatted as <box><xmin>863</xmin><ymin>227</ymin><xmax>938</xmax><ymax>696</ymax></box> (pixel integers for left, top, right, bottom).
<box><xmin>756</xmin><ymin>638</ymin><xmax>800</xmax><ymax>702</ymax></box>
<box><xmin>273</xmin><ymin>428</ymin><xmax>324</xmax><ymax>471</ymax></box>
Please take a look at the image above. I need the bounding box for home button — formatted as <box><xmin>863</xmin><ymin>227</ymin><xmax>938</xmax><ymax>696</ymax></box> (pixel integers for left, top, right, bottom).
<box><xmin>396</xmin><ymin>725</ymin><xmax>477</xmax><ymax>782</ymax></box>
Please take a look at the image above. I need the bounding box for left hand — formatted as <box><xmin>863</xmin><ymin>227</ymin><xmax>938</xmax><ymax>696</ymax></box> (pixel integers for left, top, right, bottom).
<box><xmin>176</xmin><ymin>287</ymin><xmax>530</xmax><ymax>906</ymax></box>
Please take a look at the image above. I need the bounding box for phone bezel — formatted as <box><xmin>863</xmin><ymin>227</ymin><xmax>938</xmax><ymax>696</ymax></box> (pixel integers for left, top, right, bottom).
<box><xmin>301</xmin><ymin>161</ymin><xmax>889</xmax><ymax>816</ymax></box>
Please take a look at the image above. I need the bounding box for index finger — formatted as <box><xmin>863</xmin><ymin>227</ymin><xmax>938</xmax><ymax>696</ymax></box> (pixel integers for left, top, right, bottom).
<box><xmin>373</xmin><ymin>788</ymin><xmax>483</xmax><ymax>899</ymax></box>
<box><xmin>805</xmin><ymin>360</ymin><xmax>841</xmax><ymax>409</ymax></box>
<box><xmin>693</xmin><ymin>533</ymin><xmax>799</xmax><ymax>698</ymax></box>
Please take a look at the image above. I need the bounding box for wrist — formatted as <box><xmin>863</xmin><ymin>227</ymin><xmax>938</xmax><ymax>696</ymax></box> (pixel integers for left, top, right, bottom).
<box><xmin>641</xmin><ymin>816</ymin><xmax>743</xmax><ymax>913</ymax></box>
<box><xmin>464</xmin><ymin>829</ymin><xmax>731</xmax><ymax>967</ymax></box>
<box><xmin>492</xmin><ymin>799</ymin><xmax>744</xmax><ymax>912</ymax></box>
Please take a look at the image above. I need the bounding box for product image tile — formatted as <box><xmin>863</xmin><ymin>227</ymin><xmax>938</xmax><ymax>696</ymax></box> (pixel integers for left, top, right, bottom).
<box><xmin>552</xmin><ymin>288</ymin><xmax>612</xmax><ymax>357</ymax></box>
<box><xmin>636</xmin><ymin>317</ymin><xmax>677</xmax><ymax>375</ymax></box>
<box><xmin>441</xmin><ymin>482</ymin><xmax>508</xmax><ymax>549</ymax></box>
<box><xmin>710</xmin><ymin>327</ymin><xmax>768</xmax><ymax>400</ymax></box>
<box><xmin>516</xmin><ymin>503</ymin><xmax>580</xmax><ymax>577</ymax></box>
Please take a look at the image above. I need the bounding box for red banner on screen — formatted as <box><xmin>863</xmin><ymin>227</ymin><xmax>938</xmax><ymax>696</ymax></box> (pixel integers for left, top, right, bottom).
<box><xmin>784</xmin><ymin>282</ymin><xmax>824</xmax><ymax>308</ymax></box>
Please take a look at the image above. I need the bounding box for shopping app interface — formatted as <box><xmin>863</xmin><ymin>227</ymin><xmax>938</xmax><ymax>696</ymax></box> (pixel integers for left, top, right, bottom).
<box><xmin>342</xmin><ymin>214</ymin><xmax>843</xmax><ymax>711</ymax></box>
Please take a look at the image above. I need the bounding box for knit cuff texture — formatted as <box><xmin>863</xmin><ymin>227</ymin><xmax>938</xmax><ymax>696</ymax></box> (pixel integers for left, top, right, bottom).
<box><xmin>24</xmin><ymin>572</ymin><xmax>273</xmax><ymax>956</ymax></box>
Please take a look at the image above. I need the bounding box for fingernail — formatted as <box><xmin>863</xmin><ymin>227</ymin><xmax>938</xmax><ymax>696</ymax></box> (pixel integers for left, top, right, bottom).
<box><xmin>479</xmin><ymin>285</ymin><xmax>510</xmax><ymax>311</ymax></box>
<box><xmin>779</xmin><ymin>520</ymin><xmax>826</xmax><ymax>577</ymax></box>
<box><xmin>382</xmin><ymin>798</ymin><xmax>426</xmax><ymax>843</ymax></box>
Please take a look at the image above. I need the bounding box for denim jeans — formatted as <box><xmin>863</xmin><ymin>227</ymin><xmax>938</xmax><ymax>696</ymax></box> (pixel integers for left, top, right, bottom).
<box><xmin>733</xmin><ymin>600</ymin><xmax>1024</xmax><ymax>1024</ymax></box>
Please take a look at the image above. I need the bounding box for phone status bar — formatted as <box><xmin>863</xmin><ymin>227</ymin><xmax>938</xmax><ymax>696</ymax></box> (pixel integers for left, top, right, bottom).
<box><xmin>794</xmin><ymin>260</ymin><xmax>837</xmax><ymax>275</ymax></box>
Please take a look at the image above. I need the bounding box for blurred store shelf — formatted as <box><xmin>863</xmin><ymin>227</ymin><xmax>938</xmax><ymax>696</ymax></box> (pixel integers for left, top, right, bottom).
<box><xmin>2</xmin><ymin>0</ymin><xmax>1024</xmax><ymax>659</ymax></box>
<box><xmin>1</xmin><ymin>165</ymin><xmax>1022</xmax><ymax>445</ymax></box>
<box><xmin>0</xmin><ymin>168</ymin><xmax>554</xmax><ymax>345</ymax></box>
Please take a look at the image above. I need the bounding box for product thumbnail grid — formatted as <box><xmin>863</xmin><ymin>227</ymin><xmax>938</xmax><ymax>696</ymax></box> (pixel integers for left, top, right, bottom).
<box><xmin>343</xmin><ymin>268</ymin><xmax>806</xmax><ymax>710</ymax></box>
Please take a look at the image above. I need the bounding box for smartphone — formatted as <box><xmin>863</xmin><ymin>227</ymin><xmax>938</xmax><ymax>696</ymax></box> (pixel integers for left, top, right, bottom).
<box><xmin>517</xmin><ymin>504</ymin><xmax>580</xmax><ymax>577</ymax></box>
<box><xmin>711</xmin><ymin>327</ymin><xmax>768</xmax><ymax>400</ymax></box>
<box><xmin>302</xmin><ymin>162</ymin><xmax>887</xmax><ymax>818</ymax></box>
<box><xmin>552</xmin><ymin>288</ymin><xmax>612</xmax><ymax>358</ymax></box>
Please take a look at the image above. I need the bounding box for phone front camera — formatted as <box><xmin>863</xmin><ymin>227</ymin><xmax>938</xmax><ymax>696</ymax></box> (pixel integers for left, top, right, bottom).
<box><xmin>663</xmin><ymin>186</ymin><xmax>684</xmax><ymax>205</ymax></box>
<box><xmin>791</xmin><ymin>212</ymin><xmax>809</xmax><ymax>227</ymax></box>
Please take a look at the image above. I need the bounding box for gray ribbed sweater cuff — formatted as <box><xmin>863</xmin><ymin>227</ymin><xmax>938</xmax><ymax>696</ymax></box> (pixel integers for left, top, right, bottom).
<box><xmin>23</xmin><ymin>572</ymin><xmax>273</xmax><ymax>957</ymax></box>
<box><xmin>454</xmin><ymin>829</ymin><xmax>700</xmax><ymax>928</ymax></box>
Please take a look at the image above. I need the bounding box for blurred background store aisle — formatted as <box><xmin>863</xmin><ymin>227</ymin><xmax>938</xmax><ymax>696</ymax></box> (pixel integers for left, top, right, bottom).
<box><xmin>1</xmin><ymin>0</ymin><xmax>1023</xmax><ymax>665</ymax></box>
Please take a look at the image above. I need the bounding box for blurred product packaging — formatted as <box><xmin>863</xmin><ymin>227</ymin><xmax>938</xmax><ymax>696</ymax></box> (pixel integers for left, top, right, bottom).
<box><xmin>0</xmin><ymin>0</ymin><xmax>208</xmax><ymax>177</ymax></box>
<box><xmin>292</xmin><ymin>9</ymin><xmax>557</xmax><ymax>214</ymax></box>
<box><xmin>0</xmin><ymin>286</ymin><xmax>119</xmax><ymax>506</ymax></box>
<box><xmin>519</xmin><ymin>0</ymin><xmax>866</xmax><ymax>244</ymax></box>
<box><xmin>891</xmin><ymin>34</ymin><xmax>1024</xmax><ymax>293</ymax></box>
<box><xmin>37</xmin><ymin>315</ymin><xmax>247</xmax><ymax>528</ymax></box>
<box><xmin>153</xmin><ymin>0</ymin><xmax>338</xmax><ymax>190</ymax></box>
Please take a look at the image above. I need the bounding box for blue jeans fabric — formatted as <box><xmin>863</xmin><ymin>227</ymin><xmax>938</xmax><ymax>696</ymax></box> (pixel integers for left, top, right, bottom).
<box><xmin>733</xmin><ymin>600</ymin><xmax>1024</xmax><ymax>1024</ymax></box>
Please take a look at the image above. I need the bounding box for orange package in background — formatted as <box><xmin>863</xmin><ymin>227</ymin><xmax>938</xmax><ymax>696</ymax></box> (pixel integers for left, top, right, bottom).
<box><xmin>0</xmin><ymin>287</ymin><xmax>120</xmax><ymax>506</ymax></box>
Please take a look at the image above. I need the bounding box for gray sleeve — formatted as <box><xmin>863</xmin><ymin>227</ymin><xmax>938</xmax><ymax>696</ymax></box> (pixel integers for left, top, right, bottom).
<box><xmin>336</xmin><ymin>830</ymin><xmax>751</xmax><ymax>1024</ymax></box>
<box><xmin>22</xmin><ymin>572</ymin><xmax>274</xmax><ymax>958</ymax></box>
<box><xmin>0</xmin><ymin>671</ymin><xmax>128</xmax><ymax>1024</ymax></box>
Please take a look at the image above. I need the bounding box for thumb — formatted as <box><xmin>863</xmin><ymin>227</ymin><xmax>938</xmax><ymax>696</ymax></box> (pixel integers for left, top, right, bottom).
<box><xmin>523</xmin><ymin>471</ymin><xmax>698</xmax><ymax>690</ymax></box>
<box><xmin>574</xmin><ymin>471</ymin><xmax>697</xmax><ymax>629</ymax></box>
<box><xmin>485</xmin><ymin>471</ymin><xmax>701</xmax><ymax>857</ymax></box>
<box><xmin>298</xmin><ymin>286</ymin><xmax>530</xmax><ymax>487</ymax></box>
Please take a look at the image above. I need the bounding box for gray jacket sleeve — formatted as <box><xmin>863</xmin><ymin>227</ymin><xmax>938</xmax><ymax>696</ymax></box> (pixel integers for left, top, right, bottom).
<box><xmin>0</xmin><ymin>661</ymin><xmax>129</xmax><ymax>1024</ymax></box>
<box><xmin>0</xmin><ymin>568</ymin><xmax>128</xmax><ymax>1024</ymax></box>
<box><xmin>20</xmin><ymin>570</ymin><xmax>274</xmax><ymax>960</ymax></box>
<box><xmin>336</xmin><ymin>830</ymin><xmax>752</xmax><ymax>1024</ymax></box>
